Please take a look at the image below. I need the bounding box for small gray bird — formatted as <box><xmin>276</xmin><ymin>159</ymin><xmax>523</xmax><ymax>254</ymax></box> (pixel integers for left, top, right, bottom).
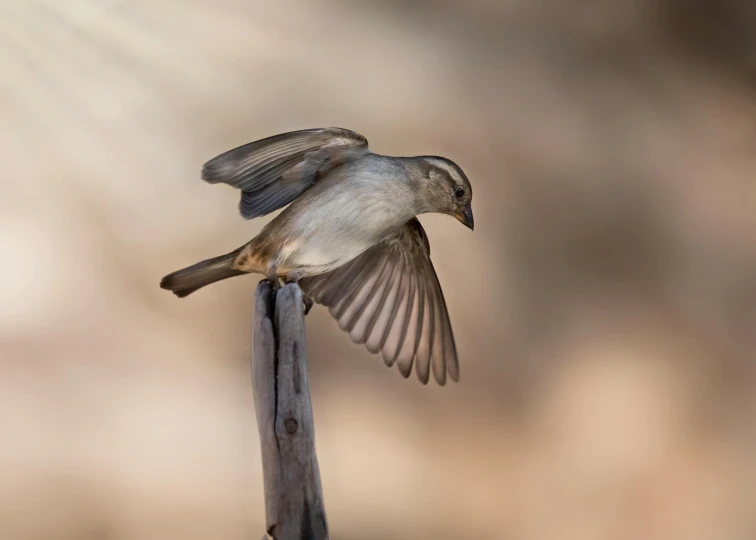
<box><xmin>160</xmin><ymin>127</ymin><xmax>474</xmax><ymax>385</ymax></box>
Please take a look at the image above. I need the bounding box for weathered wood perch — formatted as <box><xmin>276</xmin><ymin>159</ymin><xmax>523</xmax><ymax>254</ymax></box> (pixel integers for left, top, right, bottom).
<box><xmin>252</xmin><ymin>280</ymin><xmax>328</xmax><ymax>540</ymax></box>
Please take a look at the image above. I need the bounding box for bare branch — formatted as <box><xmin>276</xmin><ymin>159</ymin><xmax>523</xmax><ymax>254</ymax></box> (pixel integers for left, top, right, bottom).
<box><xmin>252</xmin><ymin>281</ymin><xmax>328</xmax><ymax>540</ymax></box>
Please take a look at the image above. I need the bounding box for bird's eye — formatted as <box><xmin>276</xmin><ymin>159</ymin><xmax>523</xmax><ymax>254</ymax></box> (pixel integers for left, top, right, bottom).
<box><xmin>454</xmin><ymin>187</ymin><xmax>465</xmax><ymax>199</ymax></box>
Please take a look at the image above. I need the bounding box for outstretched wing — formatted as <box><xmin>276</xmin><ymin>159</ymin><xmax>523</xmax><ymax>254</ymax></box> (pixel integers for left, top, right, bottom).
<box><xmin>300</xmin><ymin>218</ymin><xmax>459</xmax><ymax>386</ymax></box>
<box><xmin>202</xmin><ymin>127</ymin><xmax>369</xmax><ymax>219</ymax></box>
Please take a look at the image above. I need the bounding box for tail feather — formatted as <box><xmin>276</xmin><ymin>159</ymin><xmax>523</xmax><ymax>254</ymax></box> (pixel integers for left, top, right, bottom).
<box><xmin>160</xmin><ymin>247</ymin><xmax>246</xmax><ymax>298</ymax></box>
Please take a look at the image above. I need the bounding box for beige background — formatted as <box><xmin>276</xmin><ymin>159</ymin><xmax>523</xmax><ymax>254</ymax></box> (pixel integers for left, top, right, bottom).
<box><xmin>1</xmin><ymin>1</ymin><xmax>755</xmax><ymax>539</ymax></box>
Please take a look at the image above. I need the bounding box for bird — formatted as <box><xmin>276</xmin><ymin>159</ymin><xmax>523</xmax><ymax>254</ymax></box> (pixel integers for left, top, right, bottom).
<box><xmin>160</xmin><ymin>127</ymin><xmax>474</xmax><ymax>385</ymax></box>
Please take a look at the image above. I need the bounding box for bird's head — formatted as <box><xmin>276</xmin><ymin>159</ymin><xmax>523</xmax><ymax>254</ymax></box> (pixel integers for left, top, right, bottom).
<box><xmin>412</xmin><ymin>156</ymin><xmax>474</xmax><ymax>230</ymax></box>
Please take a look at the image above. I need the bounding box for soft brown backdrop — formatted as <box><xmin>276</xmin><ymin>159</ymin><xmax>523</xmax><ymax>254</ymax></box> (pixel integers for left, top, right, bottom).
<box><xmin>1</xmin><ymin>1</ymin><xmax>755</xmax><ymax>539</ymax></box>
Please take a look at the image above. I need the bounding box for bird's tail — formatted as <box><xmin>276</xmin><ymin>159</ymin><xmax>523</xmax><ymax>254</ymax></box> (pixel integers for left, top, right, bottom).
<box><xmin>160</xmin><ymin>246</ymin><xmax>247</xmax><ymax>298</ymax></box>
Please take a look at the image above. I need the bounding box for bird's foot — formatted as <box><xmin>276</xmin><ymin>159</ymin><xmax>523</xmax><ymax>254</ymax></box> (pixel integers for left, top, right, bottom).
<box><xmin>284</xmin><ymin>271</ymin><xmax>311</xmax><ymax>315</ymax></box>
<box><xmin>285</xmin><ymin>270</ymin><xmax>303</xmax><ymax>285</ymax></box>
<box><xmin>265</xmin><ymin>275</ymin><xmax>281</xmax><ymax>292</ymax></box>
<box><xmin>264</xmin><ymin>261</ymin><xmax>282</xmax><ymax>292</ymax></box>
<box><xmin>302</xmin><ymin>294</ymin><xmax>314</xmax><ymax>316</ymax></box>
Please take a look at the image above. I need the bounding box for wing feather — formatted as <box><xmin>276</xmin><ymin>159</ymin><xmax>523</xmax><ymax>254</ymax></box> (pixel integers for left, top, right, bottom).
<box><xmin>201</xmin><ymin>127</ymin><xmax>368</xmax><ymax>219</ymax></box>
<box><xmin>300</xmin><ymin>218</ymin><xmax>459</xmax><ymax>385</ymax></box>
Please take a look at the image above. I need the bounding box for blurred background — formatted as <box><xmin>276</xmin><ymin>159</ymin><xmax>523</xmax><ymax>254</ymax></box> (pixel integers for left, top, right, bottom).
<box><xmin>1</xmin><ymin>0</ymin><xmax>755</xmax><ymax>539</ymax></box>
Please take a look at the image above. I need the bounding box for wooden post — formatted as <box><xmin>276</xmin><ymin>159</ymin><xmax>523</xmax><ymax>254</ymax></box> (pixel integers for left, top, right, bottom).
<box><xmin>252</xmin><ymin>280</ymin><xmax>328</xmax><ymax>540</ymax></box>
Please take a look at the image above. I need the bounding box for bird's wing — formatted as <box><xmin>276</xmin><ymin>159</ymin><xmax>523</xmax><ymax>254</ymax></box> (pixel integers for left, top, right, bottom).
<box><xmin>299</xmin><ymin>218</ymin><xmax>459</xmax><ymax>385</ymax></box>
<box><xmin>202</xmin><ymin>127</ymin><xmax>369</xmax><ymax>219</ymax></box>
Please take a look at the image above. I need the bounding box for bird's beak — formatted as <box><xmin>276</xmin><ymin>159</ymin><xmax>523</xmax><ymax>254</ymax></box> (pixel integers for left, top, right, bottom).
<box><xmin>454</xmin><ymin>205</ymin><xmax>474</xmax><ymax>230</ymax></box>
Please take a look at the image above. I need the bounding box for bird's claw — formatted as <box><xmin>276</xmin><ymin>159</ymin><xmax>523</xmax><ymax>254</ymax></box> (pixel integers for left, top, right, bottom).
<box><xmin>302</xmin><ymin>295</ymin><xmax>314</xmax><ymax>316</ymax></box>
<box><xmin>265</xmin><ymin>276</ymin><xmax>281</xmax><ymax>292</ymax></box>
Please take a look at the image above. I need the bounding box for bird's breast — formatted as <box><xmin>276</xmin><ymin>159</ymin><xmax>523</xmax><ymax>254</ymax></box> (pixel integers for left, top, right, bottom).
<box><xmin>277</xmin><ymin>178</ymin><xmax>414</xmax><ymax>274</ymax></box>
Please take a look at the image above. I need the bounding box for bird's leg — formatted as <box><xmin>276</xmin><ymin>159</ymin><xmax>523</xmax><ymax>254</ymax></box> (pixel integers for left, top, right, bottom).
<box><xmin>285</xmin><ymin>269</ymin><xmax>303</xmax><ymax>284</ymax></box>
<box><xmin>265</xmin><ymin>262</ymin><xmax>281</xmax><ymax>292</ymax></box>
<box><xmin>285</xmin><ymin>270</ymin><xmax>312</xmax><ymax>315</ymax></box>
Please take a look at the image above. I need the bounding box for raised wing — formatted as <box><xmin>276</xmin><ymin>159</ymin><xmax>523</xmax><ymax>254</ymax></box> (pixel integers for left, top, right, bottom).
<box><xmin>202</xmin><ymin>127</ymin><xmax>369</xmax><ymax>219</ymax></box>
<box><xmin>300</xmin><ymin>219</ymin><xmax>459</xmax><ymax>385</ymax></box>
